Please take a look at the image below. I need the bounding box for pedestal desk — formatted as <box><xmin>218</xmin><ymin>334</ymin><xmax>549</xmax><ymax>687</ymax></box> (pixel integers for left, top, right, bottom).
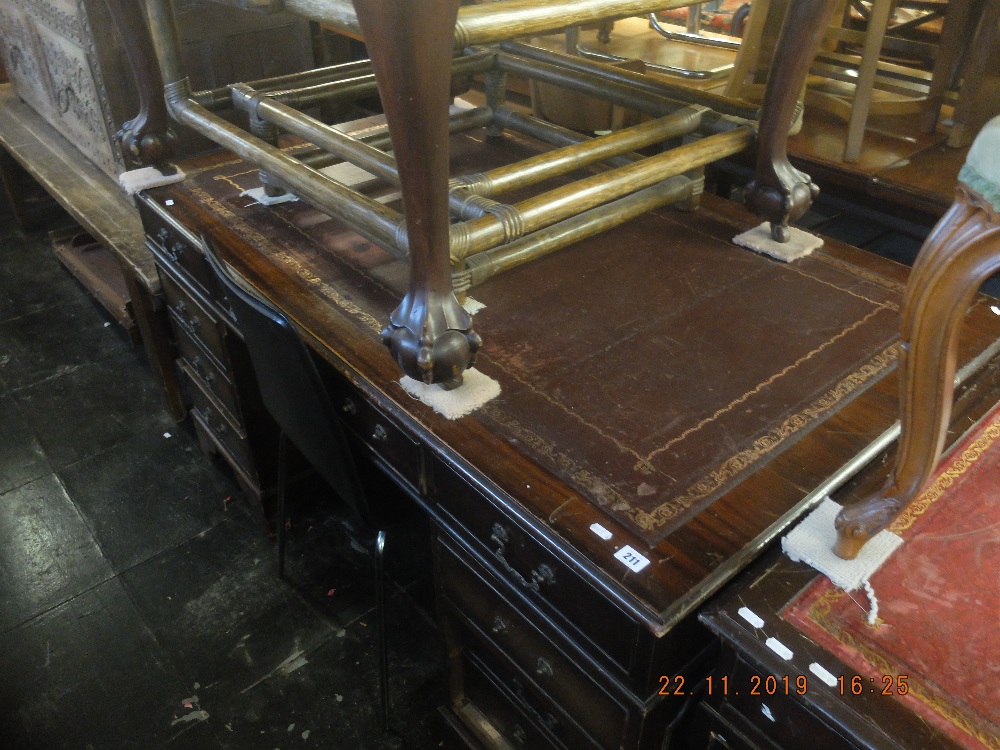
<box><xmin>136</xmin><ymin>138</ymin><xmax>1000</xmax><ymax>750</ymax></box>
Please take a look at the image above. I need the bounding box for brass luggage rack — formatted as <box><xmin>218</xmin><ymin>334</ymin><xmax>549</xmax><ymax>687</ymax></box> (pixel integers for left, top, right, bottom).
<box><xmin>111</xmin><ymin>0</ymin><xmax>839</xmax><ymax>387</ymax></box>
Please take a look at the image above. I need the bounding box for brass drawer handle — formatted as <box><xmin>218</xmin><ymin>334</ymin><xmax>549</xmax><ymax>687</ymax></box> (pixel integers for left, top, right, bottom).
<box><xmin>190</xmin><ymin>356</ymin><xmax>215</xmax><ymax>385</ymax></box>
<box><xmin>204</xmin><ymin>407</ymin><xmax>227</xmax><ymax>437</ymax></box>
<box><xmin>342</xmin><ymin>398</ymin><xmax>358</xmax><ymax>416</ymax></box>
<box><xmin>511</xmin><ymin>724</ymin><xmax>527</xmax><ymax>747</ymax></box>
<box><xmin>490</xmin><ymin>523</ymin><xmax>557</xmax><ymax>593</ymax></box>
<box><xmin>166</xmin><ymin>241</ymin><xmax>185</xmax><ymax>263</ymax></box>
<box><xmin>491</xmin><ymin>615</ymin><xmax>508</xmax><ymax>636</ymax></box>
<box><xmin>371</xmin><ymin>424</ymin><xmax>388</xmax><ymax>443</ymax></box>
<box><xmin>156</xmin><ymin>227</ymin><xmax>169</xmax><ymax>247</ymax></box>
<box><xmin>534</xmin><ymin>657</ymin><xmax>554</xmax><ymax>678</ymax></box>
<box><xmin>174</xmin><ymin>301</ymin><xmax>200</xmax><ymax>333</ymax></box>
<box><xmin>510</xmin><ymin>678</ymin><xmax>559</xmax><ymax>734</ymax></box>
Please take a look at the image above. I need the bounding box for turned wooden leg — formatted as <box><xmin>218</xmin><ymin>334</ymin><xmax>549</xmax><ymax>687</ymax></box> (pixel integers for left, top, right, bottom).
<box><xmin>101</xmin><ymin>0</ymin><xmax>176</xmax><ymax>169</ymax></box>
<box><xmin>835</xmin><ymin>185</ymin><xmax>1000</xmax><ymax>558</ymax></box>
<box><xmin>354</xmin><ymin>0</ymin><xmax>480</xmax><ymax>389</ymax></box>
<box><xmin>744</xmin><ymin>0</ymin><xmax>838</xmax><ymax>241</ymax></box>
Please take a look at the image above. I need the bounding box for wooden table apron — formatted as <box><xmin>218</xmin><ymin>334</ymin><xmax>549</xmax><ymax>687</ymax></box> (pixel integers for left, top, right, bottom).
<box><xmin>143</xmin><ymin>165</ymin><xmax>1000</xmax><ymax>638</ymax></box>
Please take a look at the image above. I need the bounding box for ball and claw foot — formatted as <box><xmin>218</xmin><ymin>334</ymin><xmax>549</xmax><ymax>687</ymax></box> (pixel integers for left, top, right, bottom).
<box><xmin>833</xmin><ymin>491</ymin><xmax>902</xmax><ymax>560</ymax></box>
<box><xmin>381</xmin><ymin>323</ymin><xmax>481</xmax><ymax>390</ymax></box>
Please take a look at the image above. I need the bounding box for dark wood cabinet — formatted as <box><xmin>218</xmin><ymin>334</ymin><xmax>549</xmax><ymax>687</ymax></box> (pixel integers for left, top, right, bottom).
<box><xmin>137</xmin><ymin>194</ymin><xmax>280</xmax><ymax>508</ymax></box>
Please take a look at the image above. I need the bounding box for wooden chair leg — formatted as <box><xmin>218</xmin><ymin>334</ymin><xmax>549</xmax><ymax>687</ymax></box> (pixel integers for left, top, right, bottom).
<box><xmin>835</xmin><ymin>185</ymin><xmax>1000</xmax><ymax>558</ymax></box>
<box><xmin>842</xmin><ymin>0</ymin><xmax>894</xmax><ymax>162</ymax></box>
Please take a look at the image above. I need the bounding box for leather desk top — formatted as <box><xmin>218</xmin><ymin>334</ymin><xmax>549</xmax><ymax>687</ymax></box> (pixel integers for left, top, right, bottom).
<box><xmin>147</xmin><ymin>132</ymin><xmax>1000</xmax><ymax>634</ymax></box>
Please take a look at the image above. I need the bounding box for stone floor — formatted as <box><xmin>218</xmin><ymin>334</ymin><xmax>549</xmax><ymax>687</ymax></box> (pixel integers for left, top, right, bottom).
<box><xmin>0</xmin><ymin>197</ymin><xmax>443</xmax><ymax>749</ymax></box>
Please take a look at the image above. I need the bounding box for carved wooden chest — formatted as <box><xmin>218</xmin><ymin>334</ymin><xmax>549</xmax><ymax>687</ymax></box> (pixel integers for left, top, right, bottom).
<box><xmin>0</xmin><ymin>0</ymin><xmax>312</xmax><ymax>177</ymax></box>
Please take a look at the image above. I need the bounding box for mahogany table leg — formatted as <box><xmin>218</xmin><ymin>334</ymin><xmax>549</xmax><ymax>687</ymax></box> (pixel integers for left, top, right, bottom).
<box><xmin>101</xmin><ymin>0</ymin><xmax>176</xmax><ymax>169</ymax></box>
<box><xmin>354</xmin><ymin>0</ymin><xmax>480</xmax><ymax>389</ymax></box>
<box><xmin>744</xmin><ymin>0</ymin><xmax>838</xmax><ymax>241</ymax></box>
<box><xmin>835</xmin><ymin>185</ymin><xmax>1000</xmax><ymax>559</ymax></box>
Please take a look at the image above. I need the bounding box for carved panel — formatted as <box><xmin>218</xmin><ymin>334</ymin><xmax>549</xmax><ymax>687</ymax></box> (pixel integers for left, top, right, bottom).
<box><xmin>0</xmin><ymin>0</ymin><xmax>312</xmax><ymax>177</ymax></box>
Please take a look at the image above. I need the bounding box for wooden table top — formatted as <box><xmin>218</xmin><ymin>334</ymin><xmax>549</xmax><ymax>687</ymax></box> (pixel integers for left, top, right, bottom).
<box><xmin>145</xmin><ymin>135</ymin><xmax>1000</xmax><ymax>636</ymax></box>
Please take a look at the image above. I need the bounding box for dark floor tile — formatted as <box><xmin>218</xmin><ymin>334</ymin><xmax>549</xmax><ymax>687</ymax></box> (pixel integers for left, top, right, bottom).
<box><xmin>58</xmin><ymin>427</ymin><xmax>243</xmax><ymax>572</ymax></box>
<box><xmin>121</xmin><ymin>520</ymin><xmax>336</xmax><ymax>694</ymax></box>
<box><xmin>0</xmin><ymin>394</ymin><xmax>50</xmax><ymax>494</ymax></box>
<box><xmin>0</xmin><ymin>290</ymin><xmax>132</xmax><ymax>393</ymax></box>
<box><xmin>279</xmin><ymin>485</ymin><xmax>435</xmax><ymax>627</ymax></box>
<box><xmin>0</xmin><ymin>578</ymin><xmax>195</xmax><ymax>750</ymax></box>
<box><xmin>0</xmin><ymin>474</ymin><xmax>113</xmax><ymax>632</ymax></box>
<box><xmin>15</xmin><ymin>354</ymin><xmax>174</xmax><ymax>469</ymax></box>
<box><xmin>0</xmin><ymin>237</ymin><xmax>82</xmax><ymax>324</ymax></box>
<box><xmin>205</xmin><ymin>588</ymin><xmax>443</xmax><ymax>750</ymax></box>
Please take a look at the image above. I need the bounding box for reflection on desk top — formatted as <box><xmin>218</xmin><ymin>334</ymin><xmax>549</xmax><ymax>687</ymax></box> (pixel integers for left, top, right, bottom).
<box><xmin>143</xmin><ymin>132</ymin><xmax>1000</xmax><ymax>636</ymax></box>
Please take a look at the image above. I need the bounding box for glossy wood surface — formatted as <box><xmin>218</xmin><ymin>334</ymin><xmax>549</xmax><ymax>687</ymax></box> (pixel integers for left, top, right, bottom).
<box><xmin>146</xmin><ymin>143</ymin><xmax>1000</xmax><ymax>634</ymax></box>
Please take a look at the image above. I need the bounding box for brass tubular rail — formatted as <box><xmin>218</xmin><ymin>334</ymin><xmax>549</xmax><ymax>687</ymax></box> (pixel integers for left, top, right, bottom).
<box><xmin>240</xmin><ymin>91</ymin><xmax>490</xmax><ymax>221</ymax></box>
<box><xmin>282</xmin><ymin>0</ymin><xmax>694</xmax><ymax>47</ymax></box>
<box><xmin>500</xmin><ymin>42</ymin><xmax>759</xmax><ymax>120</ymax></box>
<box><xmin>491</xmin><ymin>108</ymin><xmax>638</xmax><ymax>168</ymax></box>
<box><xmin>166</xmin><ymin>87</ymin><xmax>405</xmax><ymax>252</ymax></box>
<box><xmin>452</xmin><ymin>108</ymin><xmax>704</xmax><ymax>198</ymax></box>
<box><xmin>235</xmin><ymin>52</ymin><xmax>494</xmax><ymax>111</ymax></box>
<box><xmin>193</xmin><ymin>58</ymin><xmax>376</xmax><ymax>110</ymax></box>
<box><xmin>293</xmin><ymin>106</ymin><xmax>494</xmax><ymax>170</ymax></box>
<box><xmin>451</xmin><ymin>126</ymin><xmax>753</xmax><ymax>260</ymax></box>
<box><xmin>456</xmin><ymin>175</ymin><xmax>698</xmax><ymax>290</ymax></box>
<box><xmin>497</xmin><ymin>54</ymin><xmax>689</xmax><ymax>120</ymax></box>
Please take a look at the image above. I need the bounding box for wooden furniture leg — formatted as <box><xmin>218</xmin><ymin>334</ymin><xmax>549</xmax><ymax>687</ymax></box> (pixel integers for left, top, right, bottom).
<box><xmin>841</xmin><ymin>0</ymin><xmax>895</xmax><ymax>162</ymax></box>
<box><xmin>920</xmin><ymin>0</ymin><xmax>975</xmax><ymax>134</ymax></box>
<box><xmin>353</xmin><ymin>0</ymin><xmax>479</xmax><ymax>390</ymax></box>
<box><xmin>947</xmin><ymin>1</ymin><xmax>1000</xmax><ymax>148</ymax></box>
<box><xmin>101</xmin><ymin>0</ymin><xmax>176</xmax><ymax>169</ymax></box>
<box><xmin>123</xmin><ymin>266</ymin><xmax>187</xmax><ymax>421</ymax></box>
<box><xmin>835</xmin><ymin>180</ymin><xmax>1000</xmax><ymax>559</ymax></box>
<box><xmin>744</xmin><ymin>0</ymin><xmax>839</xmax><ymax>241</ymax></box>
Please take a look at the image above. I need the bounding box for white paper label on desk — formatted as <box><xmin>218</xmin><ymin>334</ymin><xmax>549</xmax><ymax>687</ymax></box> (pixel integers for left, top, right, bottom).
<box><xmin>614</xmin><ymin>545</ymin><xmax>650</xmax><ymax>573</ymax></box>
<box><xmin>589</xmin><ymin>523</ymin><xmax>613</xmax><ymax>541</ymax></box>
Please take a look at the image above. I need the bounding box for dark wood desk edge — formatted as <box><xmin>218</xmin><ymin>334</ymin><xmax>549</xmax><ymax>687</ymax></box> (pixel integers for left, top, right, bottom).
<box><xmin>0</xmin><ymin>84</ymin><xmax>157</xmax><ymax>291</ymax></box>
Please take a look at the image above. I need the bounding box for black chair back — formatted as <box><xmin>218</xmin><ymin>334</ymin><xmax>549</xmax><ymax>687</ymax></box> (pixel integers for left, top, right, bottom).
<box><xmin>200</xmin><ymin>237</ymin><xmax>373</xmax><ymax>527</ymax></box>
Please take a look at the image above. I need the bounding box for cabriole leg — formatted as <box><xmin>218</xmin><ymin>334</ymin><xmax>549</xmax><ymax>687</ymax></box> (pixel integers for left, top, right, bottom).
<box><xmin>744</xmin><ymin>0</ymin><xmax>838</xmax><ymax>241</ymax></box>
<box><xmin>835</xmin><ymin>186</ymin><xmax>1000</xmax><ymax>558</ymax></box>
<box><xmin>353</xmin><ymin>0</ymin><xmax>480</xmax><ymax>389</ymax></box>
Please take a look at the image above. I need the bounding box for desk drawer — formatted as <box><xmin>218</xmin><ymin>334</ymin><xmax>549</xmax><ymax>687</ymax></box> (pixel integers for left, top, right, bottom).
<box><xmin>719</xmin><ymin>658</ymin><xmax>856</xmax><ymax>750</ymax></box>
<box><xmin>462</xmin><ymin>652</ymin><xmax>580</xmax><ymax>750</ymax></box>
<box><xmin>176</xmin><ymin>328</ymin><xmax>240</xmax><ymax>421</ymax></box>
<box><xmin>439</xmin><ymin>536</ymin><xmax>629</xmax><ymax>750</ymax></box>
<box><xmin>458</xmin><ymin>630</ymin><xmax>601</xmax><ymax>750</ymax></box>
<box><xmin>190</xmin><ymin>387</ymin><xmax>254</xmax><ymax>476</ymax></box>
<box><xmin>336</xmin><ymin>392</ymin><xmax>423</xmax><ymax>492</ymax></box>
<box><xmin>434</xmin><ymin>462</ymin><xmax>638</xmax><ymax>676</ymax></box>
<box><xmin>142</xmin><ymin>202</ymin><xmax>219</xmax><ymax>306</ymax></box>
<box><xmin>161</xmin><ymin>271</ymin><xmax>229</xmax><ymax>368</ymax></box>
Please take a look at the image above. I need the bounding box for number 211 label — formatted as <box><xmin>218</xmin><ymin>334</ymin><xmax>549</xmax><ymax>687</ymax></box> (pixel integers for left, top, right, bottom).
<box><xmin>614</xmin><ymin>545</ymin><xmax>651</xmax><ymax>573</ymax></box>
